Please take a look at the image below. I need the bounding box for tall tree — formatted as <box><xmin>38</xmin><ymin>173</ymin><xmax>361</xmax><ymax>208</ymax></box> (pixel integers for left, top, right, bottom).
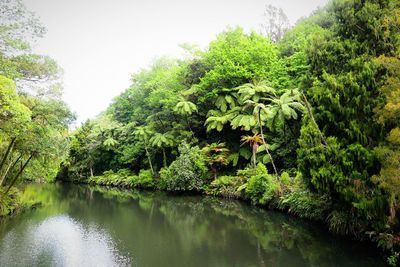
<box><xmin>260</xmin><ymin>4</ymin><xmax>291</xmax><ymax>43</ymax></box>
<box><xmin>236</xmin><ymin>80</ymin><xmax>280</xmax><ymax>178</ymax></box>
<box><xmin>133</xmin><ymin>126</ymin><xmax>155</xmax><ymax>175</ymax></box>
<box><xmin>297</xmin><ymin>0</ymin><xmax>400</xmax><ymax>234</ymax></box>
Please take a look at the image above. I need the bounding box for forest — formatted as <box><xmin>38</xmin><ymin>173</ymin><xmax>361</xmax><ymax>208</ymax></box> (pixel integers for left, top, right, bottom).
<box><xmin>0</xmin><ymin>0</ymin><xmax>399</xmax><ymax>265</ymax></box>
<box><xmin>0</xmin><ymin>0</ymin><xmax>74</xmax><ymax>213</ymax></box>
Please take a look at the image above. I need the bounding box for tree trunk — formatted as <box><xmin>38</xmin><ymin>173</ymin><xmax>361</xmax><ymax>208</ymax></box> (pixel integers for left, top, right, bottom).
<box><xmin>252</xmin><ymin>146</ymin><xmax>257</xmax><ymax>175</ymax></box>
<box><xmin>4</xmin><ymin>153</ymin><xmax>33</xmax><ymax>195</ymax></box>
<box><xmin>89</xmin><ymin>162</ymin><xmax>94</xmax><ymax>177</ymax></box>
<box><xmin>162</xmin><ymin>148</ymin><xmax>167</xmax><ymax>168</ymax></box>
<box><xmin>301</xmin><ymin>93</ymin><xmax>329</xmax><ymax>147</ymax></box>
<box><xmin>283</xmin><ymin>122</ymin><xmax>287</xmax><ymax>145</ymax></box>
<box><xmin>212</xmin><ymin>165</ymin><xmax>217</xmax><ymax>181</ymax></box>
<box><xmin>0</xmin><ymin>154</ymin><xmax>22</xmax><ymax>187</ymax></box>
<box><xmin>0</xmin><ymin>137</ymin><xmax>16</xmax><ymax>174</ymax></box>
<box><xmin>186</xmin><ymin>117</ymin><xmax>193</xmax><ymax>134</ymax></box>
<box><xmin>144</xmin><ymin>142</ymin><xmax>154</xmax><ymax>175</ymax></box>
<box><xmin>259</xmin><ymin>110</ymin><xmax>279</xmax><ymax>180</ymax></box>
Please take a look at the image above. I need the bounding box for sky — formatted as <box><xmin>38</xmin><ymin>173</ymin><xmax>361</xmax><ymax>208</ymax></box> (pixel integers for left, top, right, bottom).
<box><xmin>23</xmin><ymin>0</ymin><xmax>330</xmax><ymax>126</ymax></box>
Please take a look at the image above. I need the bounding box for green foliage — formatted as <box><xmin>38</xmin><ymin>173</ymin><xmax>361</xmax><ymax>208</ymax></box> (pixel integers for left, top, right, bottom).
<box><xmin>0</xmin><ymin>76</ymin><xmax>31</xmax><ymax>129</ymax></box>
<box><xmin>86</xmin><ymin>168</ymin><xmax>156</xmax><ymax>189</ymax></box>
<box><xmin>197</xmin><ymin>26</ymin><xmax>281</xmax><ymax>96</ymax></box>
<box><xmin>243</xmin><ymin>163</ymin><xmax>280</xmax><ymax>205</ymax></box>
<box><xmin>267</xmin><ymin>89</ymin><xmax>304</xmax><ymax>131</ymax></box>
<box><xmin>278</xmin><ymin>188</ymin><xmax>331</xmax><ymax>220</ymax></box>
<box><xmin>135</xmin><ymin>169</ymin><xmax>155</xmax><ymax>189</ymax></box>
<box><xmin>279</xmin><ymin>171</ymin><xmax>291</xmax><ymax>186</ymax></box>
<box><xmin>296</xmin><ymin>0</ymin><xmax>400</xmax><ymax>243</ymax></box>
<box><xmin>201</xmin><ymin>143</ymin><xmax>229</xmax><ymax>179</ymax></box>
<box><xmin>0</xmin><ymin>187</ymin><xmax>22</xmax><ymax>216</ymax></box>
<box><xmin>55</xmin><ymin>0</ymin><xmax>400</xmax><ymax>259</ymax></box>
<box><xmin>174</xmin><ymin>100</ymin><xmax>198</xmax><ymax>116</ymax></box>
<box><xmin>161</xmin><ymin>143</ymin><xmax>207</xmax><ymax>192</ymax></box>
<box><xmin>326</xmin><ymin>210</ymin><xmax>365</xmax><ymax>237</ymax></box>
<box><xmin>0</xmin><ymin>0</ymin><xmax>74</xmax><ymax>196</ymax></box>
<box><xmin>205</xmin><ymin>175</ymin><xmax>245</xmax><ymax>198</ymax></box>
<box><xmin>387</xmin><ymin>252</ymin><xmax>399</xmax><ymax>267</ymax></box>
<box><xmin>298</xmin><ymin>120</ymin><xmax>345</xmax><ymax>193</ymax></box>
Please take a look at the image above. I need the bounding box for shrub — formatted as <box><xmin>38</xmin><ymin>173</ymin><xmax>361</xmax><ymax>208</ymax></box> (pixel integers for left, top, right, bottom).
<box><xmin>245</xmin><ymin>173</ymin><xmax>280</xmax><ymax>205</ymax></box>
<box><xmin>0</xmin><ymin>187</ymin><xmax>22</xmax><ymax>216</ymax></box>
<box><xmin>205</xmin><ymin>175</ymin><xmax>245</xmax><ymax>198</ymax></box>
<box><xmin>134</xmin><ymin>169</ymin><xmax>155</xmax><ymax>188</ymax></box>
<box><xmin>278</xmin><ymin>188</ymin><xmax>331</xmax><ymax>220</ymax></box>
<box><xmin>161</xmin><ymin>142</ymin><xmax>208</xmax><ymax>192</ymax></box>
<box><xmin>88</xmin><ymin>169</ymin><xmax>134</xmax><ymax>187</ymax></box>
<box><xmin>123</xmin><ymin>175</ymin><xmax>137</xmax><ymax>187</ymax></box>
<box><xmin>280</xmin><ymin>171</ymin><xmax>291</xmax><ymax>186</ymax></box>
<box><xmin>241</xmin><ymin>163</ymin><xmax>280</xmax><ymax>205</ymax></box>
<box><xmin>237</xmin><ymin>162</ymin><xmax>269</xmax><ymax>179</ymax></box>
<box><xmin>116</xmin><ymin>169</ymin><xmax>131</xmax><ymax>177</ymax></box>
<box><xmin>387</xmin><ymin>252</ymin><xmax>399</xmax><ymax>267</ymax></box>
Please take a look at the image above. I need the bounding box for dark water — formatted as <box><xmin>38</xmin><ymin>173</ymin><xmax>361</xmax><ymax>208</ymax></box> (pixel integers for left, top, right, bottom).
<box><xmin>0</xmin><ymin>183</ymin><xmax>385</xmax><ymax>267</ymax></box>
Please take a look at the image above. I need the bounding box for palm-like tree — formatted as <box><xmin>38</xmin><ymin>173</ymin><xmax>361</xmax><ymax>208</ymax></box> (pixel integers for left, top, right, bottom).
<box><xmin>215</xmin><ymin>88</ymin><xmax>240</xmax><ymax>112</ymax></box>
<box><xmin>237</xmin><ymin>80</ymin><xmax>280</xmax><ymax>179</ymax></box>
<box><xmin>201</xmin><ymin>143</ymin><xmax>229</xmax><ymax>180</ymax></box>
<box><xmin>204</xmin><ymin>108</ymin><xmax>238</xmax><ymax>132</ymax></box>
<box><xmin>89</xmin><ymin>115</ymin><xmax>121</xmax><ymax>151</ymax></box>
<box><xmin>267</xmin><ymin>89</ymin><xmax>304</xmax><ymax>141</ymax></box>
<box><xmin>150</xmin><ymin>132</ymin><xmax>174</xmax><ymax>168</ymax></box>
<box><xmin>174</xmin><ymin>99</ymin><xmax>198</xmax><ymax>134</ymax></box>
<box><xmin>241</xmin><ymin>134</ymin><xmax>262</xmax><ymax>174</ymax></box>
<box><xmin>173</xmin><ymin>100</ymin><xmax>198</xmax><ymax>116</ymax></box>
<box><xmin>133</xmin><ymin>125</ymin><xmax>154</xmax><ymax>175</ymax></box>
<box><xmin>236</xmin><ymin>79</ymin><xmax>276</xmax><ymax>103</ymax></box>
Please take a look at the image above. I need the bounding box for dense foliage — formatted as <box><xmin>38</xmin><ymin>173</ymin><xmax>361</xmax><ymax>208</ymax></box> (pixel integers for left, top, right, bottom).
<box><xmin>59</xmin><ymin>1</ymin><xmax>400</xmax><ymax>262</ymax></box>
<box><xmin>1</xmin><ymin>0</ymin><xmax>398</xmax><ymax>263</ymax></box>
<box><xmin>0</xmin><ymin>0</ymin><xmax>74</xmax><ymax>215</ymax></box>
<box><xmin>160</xmin><ymin>142</ymin><xmax>208</xmax><ymax>192</ymax></box>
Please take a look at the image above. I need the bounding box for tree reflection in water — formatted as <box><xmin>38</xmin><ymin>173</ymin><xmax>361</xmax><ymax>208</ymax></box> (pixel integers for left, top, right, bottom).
<box><xmin>0</xmin><ymin>183</ymin><xmax>384</xmax><ymax>267</ymax></box>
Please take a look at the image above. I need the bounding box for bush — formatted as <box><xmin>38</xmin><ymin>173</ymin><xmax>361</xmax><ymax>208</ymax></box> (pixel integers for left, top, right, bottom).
<box><xmin>241</xmin><ymin>163</ymin><xmax>280</xmax><ymax>205</ymax></box>
<box><xmin>280</xmin><ymin>171</ymin><xmax>291</xmax><ymax>186</ymax></box>
<box><xmin>88</xmin><ymin>169</ymin><xmax>135</xmax><ymax>187</ymax></box>
<box><xmin>134</xmin><ymin>169</ymin><xmax>155</xmax><ymax>188</ymax></box>
<box><xmin>122</xmin><ymin>175</ymin><xmax>137</xmax><ymax>187</ymax></box>
<box><xmin>245</xmin><ymin>173</ymin><xmax>280</xmax><ymax>205</ymax></box>
<box><xmin>0</xmin><ymin>187</ymin><xmax>22</xmax><ymax>216</ymax></box>
<box><xmin>278</xmin><ymin>187</ymin><xmax>331</xmax><ymax>220</ymax></box>
<box><xmin>205</xmin><ymin>175</ymin><xmax>245</xmax><ymax>198</ymax></box>
<box><xmin>161</xmin><ymin>142</ymin><xmax>208</xmax><ymax>192</ymax></box>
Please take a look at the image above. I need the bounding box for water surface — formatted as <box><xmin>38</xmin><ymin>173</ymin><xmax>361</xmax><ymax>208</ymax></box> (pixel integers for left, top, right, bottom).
<box><xmin>0</xmin><ymin>183</ymin><xmax>384</xmax><ymax>266</ymax></box>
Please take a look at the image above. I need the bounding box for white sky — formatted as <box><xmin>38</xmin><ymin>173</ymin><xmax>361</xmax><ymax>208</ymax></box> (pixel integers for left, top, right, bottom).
<box><xmin>23</xmin><ymin>0</ymin><xmax>330</xmax><ymax>126</ymax></box>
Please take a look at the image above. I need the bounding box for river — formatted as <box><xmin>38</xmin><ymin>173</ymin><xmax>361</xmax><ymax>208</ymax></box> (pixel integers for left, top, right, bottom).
<box><xmin>0</xmin><ymin>183</ymin><xmax>385</xmax><ymax>266</ymax></box>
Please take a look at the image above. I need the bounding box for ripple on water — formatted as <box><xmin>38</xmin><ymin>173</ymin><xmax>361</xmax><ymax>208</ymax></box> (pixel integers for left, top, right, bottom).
<box><xmin>0</xmin><ymin>215</ymin><xmax>131</xmax><ymax>267</ymax></box>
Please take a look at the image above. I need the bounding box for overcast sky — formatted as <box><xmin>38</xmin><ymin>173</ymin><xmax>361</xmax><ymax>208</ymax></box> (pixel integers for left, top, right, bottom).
<box><xmin>23</xmin><ymin>0</ymin><xmax>330</xmax><ymax>126</ymax></box>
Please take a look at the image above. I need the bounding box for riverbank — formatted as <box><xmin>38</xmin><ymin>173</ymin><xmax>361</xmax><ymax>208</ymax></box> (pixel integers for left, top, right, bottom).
<box><xmin>66</xmin><ymin>167</ymin><xmax>329</xmax><ymax>221</ymax></box>
<box><xmin>60</xmin><ymin>164</ymin><xmax>398</xmax><ymax>265</ymax></box>
<box><xmin>0</xmin><ymin>182</ymin><xmax>386</xmax><ymax>266</ymax></box>
<box><xmin>0</xmin><ymin>186</ymin><xmax>41</xmax><ymax>217</ymax></box>
<box><xmin>0</xmin><ymin>187</ymin><xmax>25</xmax><ymax>217</ymax></box>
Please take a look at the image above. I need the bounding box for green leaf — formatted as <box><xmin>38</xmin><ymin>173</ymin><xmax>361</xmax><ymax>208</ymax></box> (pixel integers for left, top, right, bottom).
<box><xmin>239</xmin><ymin>147</ymin><xmax>252</xmax><ymax>159</ymax></box>
<box><xmin>262</xmin><ymin>154</ymin><xmax>271</xmax><ymax>164</ymax></box>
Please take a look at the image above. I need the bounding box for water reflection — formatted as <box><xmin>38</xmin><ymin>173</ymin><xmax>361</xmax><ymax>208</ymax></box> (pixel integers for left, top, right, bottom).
<box><xmin>0</xmin><ymin>215</ymin><xmax>130</xmax><ymax>267</ymax></box>
<box><xmin>0</xmin><ymin>183</ymin><xmax>385</xmax><ymax>267</ymax></box>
